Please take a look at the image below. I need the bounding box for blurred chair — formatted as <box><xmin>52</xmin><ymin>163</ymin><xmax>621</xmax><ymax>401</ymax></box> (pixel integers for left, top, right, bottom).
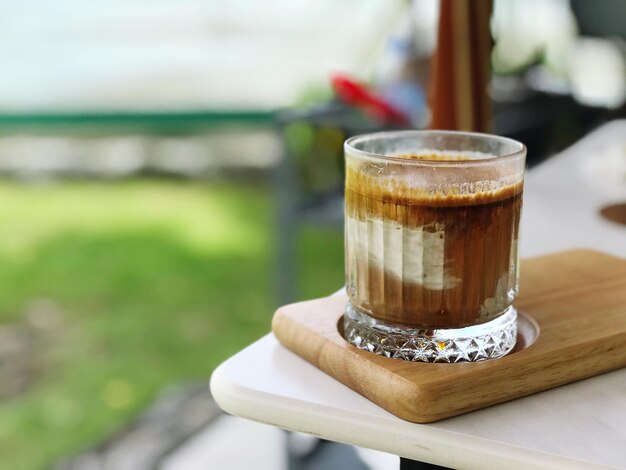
<box><xmin>274</xmin><ymin>102</ymin><xmax>390</xmax><ymax>305</ymax></box>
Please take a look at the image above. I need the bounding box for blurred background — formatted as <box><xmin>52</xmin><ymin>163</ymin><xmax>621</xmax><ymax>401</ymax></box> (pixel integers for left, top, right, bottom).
<box><xmin>0</xmin><ymin>0</ymin><xmax>625</xmax><ymax>469</ymax></box>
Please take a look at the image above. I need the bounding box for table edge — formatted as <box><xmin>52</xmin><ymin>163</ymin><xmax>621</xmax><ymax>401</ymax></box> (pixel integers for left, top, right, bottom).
<box><xmin>210</xmin><ymin>335</ymin><xmax>608</xmax><ymax>470</ymax></box>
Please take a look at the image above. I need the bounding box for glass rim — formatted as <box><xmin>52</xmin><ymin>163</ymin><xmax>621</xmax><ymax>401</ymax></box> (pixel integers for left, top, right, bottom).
<box><xmin>345</xmin><ymin>130</ymin><xmax>526</xmax><ymax>166</ymax></box>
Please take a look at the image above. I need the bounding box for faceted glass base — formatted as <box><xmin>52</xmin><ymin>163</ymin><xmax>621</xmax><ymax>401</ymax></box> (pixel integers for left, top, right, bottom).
<box><xmin>343</xmin><ymin>304</ymin><xmax>517</xmax><ymax>363</ymax></box>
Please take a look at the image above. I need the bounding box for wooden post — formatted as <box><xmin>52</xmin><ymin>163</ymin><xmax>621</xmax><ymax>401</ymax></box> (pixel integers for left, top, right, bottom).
<box><xmin>429</xmin><ymin>0</ymin><xmax>492</xmax><ymax>132</ymax></box>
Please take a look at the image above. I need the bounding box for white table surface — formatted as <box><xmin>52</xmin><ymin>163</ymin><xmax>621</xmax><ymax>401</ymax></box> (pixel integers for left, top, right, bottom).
<box><xmin>211</xmin><ymin>121</ymin><xmax>626</xmax><ymax>470</ymax></box>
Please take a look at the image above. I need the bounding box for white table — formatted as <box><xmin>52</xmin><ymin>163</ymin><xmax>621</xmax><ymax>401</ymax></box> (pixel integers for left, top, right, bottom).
<box><xmin>211</xmin><ymin>121</ymin><xmax>626</xmax><ymax>470</ymax></box>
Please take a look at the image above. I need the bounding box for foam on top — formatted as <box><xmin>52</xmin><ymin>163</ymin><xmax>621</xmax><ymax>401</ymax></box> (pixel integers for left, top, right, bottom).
<box><xmin>346</xmin><ymin>152</ymin><xmax>523</xmax><ymax>207</ymax></box>
<box><xmin>389</xmin><ymin>150</ymin><xmax>493</xmax><ymax>161</ymax></box>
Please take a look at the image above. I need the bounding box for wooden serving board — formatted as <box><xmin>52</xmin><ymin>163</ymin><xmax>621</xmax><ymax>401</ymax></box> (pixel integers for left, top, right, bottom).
<box><xmin>272</xmin><ymin>249</ymin><xmax>626</xmax><ymax>423</ymax></box>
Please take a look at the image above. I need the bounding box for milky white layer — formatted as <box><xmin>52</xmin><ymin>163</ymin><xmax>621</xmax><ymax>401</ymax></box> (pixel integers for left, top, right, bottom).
<box><xmin>346</xmin><ymin>216</ymin><xmax>460</xmax><ymax>290</ymax></box>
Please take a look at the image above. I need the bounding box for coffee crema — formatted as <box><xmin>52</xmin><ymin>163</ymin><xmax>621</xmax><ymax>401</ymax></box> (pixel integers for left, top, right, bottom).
<box><xmin>345</xmin><ymin>152</ymin><xmax>523</xmax><ymax>329</ymax></box>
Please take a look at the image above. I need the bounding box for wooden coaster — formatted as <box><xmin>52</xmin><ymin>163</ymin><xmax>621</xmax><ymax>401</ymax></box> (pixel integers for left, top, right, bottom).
<box><xmin>272</xmin><ymin>249</ymin><xmax>626</xmax><ymax>423</ymax></box>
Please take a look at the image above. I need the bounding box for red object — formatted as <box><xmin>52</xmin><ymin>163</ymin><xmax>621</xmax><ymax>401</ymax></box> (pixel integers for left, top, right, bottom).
<box><xmin>331</xmin><ymin>74</ymin><xmax>409</xmax><ymax>126</ymax></box>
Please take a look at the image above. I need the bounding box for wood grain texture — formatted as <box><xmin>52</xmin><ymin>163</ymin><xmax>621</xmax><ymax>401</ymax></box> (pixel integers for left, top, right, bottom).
<box><xmin>272</xmin><ymin>249</ymin><xmax>626</xmax><ymax>423</ymax></box>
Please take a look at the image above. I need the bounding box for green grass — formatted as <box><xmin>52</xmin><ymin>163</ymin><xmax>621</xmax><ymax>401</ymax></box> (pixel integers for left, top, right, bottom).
<box><xmin>0</xmin><ymin>179</ymin><xmax>344</xmax><ymax>470</ymax></box>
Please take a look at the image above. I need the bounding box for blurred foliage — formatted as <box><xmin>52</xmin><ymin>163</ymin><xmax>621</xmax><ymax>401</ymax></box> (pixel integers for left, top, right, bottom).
<box><xmin>292</xmin><ymin>84</ymin><xmax>335</xmax><ymax>109</ymax></box>
<box><xmin>284</xmin><ymin>121</ymin><xmax>345</xmax><ymax>200</ymax></box>
<box><xmin>0</xmin><ymin>179</ymin><xmax>343</xmax><ymax>470</ymax></box>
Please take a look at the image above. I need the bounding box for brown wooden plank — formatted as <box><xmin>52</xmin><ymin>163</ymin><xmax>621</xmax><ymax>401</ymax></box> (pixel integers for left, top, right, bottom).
<box><xmin>273</xmin><ymin>250</ymin><xmax>626</xmax><ymax>423</ymax></box>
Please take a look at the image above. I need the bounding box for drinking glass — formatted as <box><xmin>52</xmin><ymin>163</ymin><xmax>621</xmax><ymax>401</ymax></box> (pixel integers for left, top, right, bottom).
<box><xmin>343</xmin><ymin>130</ymin><xmax>526</xmax><ymax>362</ymax></box>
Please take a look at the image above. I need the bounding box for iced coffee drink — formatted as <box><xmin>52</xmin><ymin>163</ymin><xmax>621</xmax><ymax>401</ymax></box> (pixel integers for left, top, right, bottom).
<box><xmin>343</xmin><ymin>131</ymin><xmax>526</xmax><ymax>362</ymax></box>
